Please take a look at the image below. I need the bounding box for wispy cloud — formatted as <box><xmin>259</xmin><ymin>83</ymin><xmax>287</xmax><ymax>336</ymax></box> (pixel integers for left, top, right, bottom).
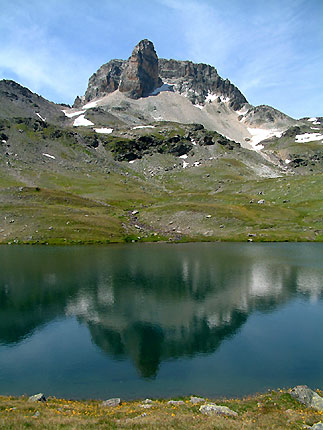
<box><xmin>159</xmin><ymin>0</ymin><xmax>323</xmax><ymax>117</ymax></box>
<box><xmin>0</xmin><ymin>22</ymin><xmax>89</xmax><ymax>102</ymax></box>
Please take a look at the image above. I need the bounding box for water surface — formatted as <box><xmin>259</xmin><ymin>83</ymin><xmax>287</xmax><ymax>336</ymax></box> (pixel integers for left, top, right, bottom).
<box><xmin>0</xmin><ymin>243</ymin><xmax>322</xmax><ymax>399</ymax></box>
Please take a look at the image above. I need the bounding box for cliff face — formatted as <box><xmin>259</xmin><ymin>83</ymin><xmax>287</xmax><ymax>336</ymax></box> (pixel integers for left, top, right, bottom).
<box><xmin>158</xmin><ymin>59</ymin><xmax>247</xmax><ymax>110</ymax></box>
<box><xmin>74</xmin><ymin>39</ymin><xmax>247</xmax><ymax>110</ymax></box>
<box><xmin>84</xmin><ymin>59</ymin><xmax>125</xmax><ymax>103</ymax></box>
<box><xmin>119</xmin><ymin>39</ymin><xmax>162</xmax><ymax>99</ymax></box>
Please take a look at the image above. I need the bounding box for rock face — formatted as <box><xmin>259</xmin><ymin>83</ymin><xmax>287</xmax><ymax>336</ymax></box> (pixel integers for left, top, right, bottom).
<box><xmin>199</xmin><ymin>403</ymin><xmax>238</xmax><ymax>417</ymax></box>
<box><xmin>290</xmin><ymin>386</ymin><xmax>323</xmax><ymax>411</ymax></box>
<box><xmin>158</xmin><ymin>59</ymin><xmax>247</xmax><ymax>110</ymax></box>
<box><xmin>74</xmin><ymin>39</ymin><xmax>247</xmax><ymax>110</ymax></box>
<box><xmin>83</xmin><ymin>59</ymin><xmax>125</xmax><ymax>103</ymax></box>
<box><xmin>119</xmin><ymin>39</ymin><xmax>162</xmax><ymax>99</ymax></box>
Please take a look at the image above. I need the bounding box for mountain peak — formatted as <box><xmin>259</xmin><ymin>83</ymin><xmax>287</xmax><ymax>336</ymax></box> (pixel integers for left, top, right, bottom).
<box><xmin>119</xmin><ymin>39</ymin><xmax>162</xmax><ymax>99</ymax></box>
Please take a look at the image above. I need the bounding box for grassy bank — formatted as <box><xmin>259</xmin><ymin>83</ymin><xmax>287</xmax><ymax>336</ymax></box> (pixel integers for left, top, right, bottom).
<box><xmin>1</xmin><ymin>389</ymin><xmax>322</xmax><ymax>429</ymax></box>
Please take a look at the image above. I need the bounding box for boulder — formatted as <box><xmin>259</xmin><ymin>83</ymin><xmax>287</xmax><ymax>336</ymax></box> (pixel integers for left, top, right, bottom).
<box><xmin>190</xmin><ymin>396</ymin><xmax>205</xmax><ymax>404</ymax></box>
<box><xmin>290</xmin><ymin>386</ymin><xmax>323</xmax><ymax>411</ymax></box>
<box><xmin>311</xmin><ymin>423</ymin><xmax>323</xmax><ymax>430</ymax></box>
<box><xmin>101</xmin><ymin>398</ymin><xmax>121</xmax><ymax>407</ymax></box>
<box><xmin>119</xmin><ymin>39</ymin><xmax>162</xmax><ymax>98</ymax></box>
<box><xmin>28</xmin><ymin>393</ymin><xmax>46</xmax><ymax>402</ymax></box>
<box><xmin>168</xmin><ymin>400</ymin><xmax>185</xmax><ymax>405</ymax></box>
<box><xmin>199</xmin><ymin>403</ymin><xmax>238</xmax><ymax>417</ymax></box>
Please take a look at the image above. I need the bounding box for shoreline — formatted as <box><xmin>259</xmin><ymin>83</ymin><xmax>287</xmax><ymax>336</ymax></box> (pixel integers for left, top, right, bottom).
<box><xmin>1</xmin><ymin>236</ymin><xmax>323</xmax><ymax>246</ymax></box>
<box><xmin>1</xmin><ymin>388</ymin><xmax>322</xmax><ymax>429</ymax></box>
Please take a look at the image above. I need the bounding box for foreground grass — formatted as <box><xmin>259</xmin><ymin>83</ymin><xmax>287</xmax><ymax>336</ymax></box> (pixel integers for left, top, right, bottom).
<box><xmin>0</xmin><ymin>390</ymin><xmax>322</xmax><ymax>429</ymax></box>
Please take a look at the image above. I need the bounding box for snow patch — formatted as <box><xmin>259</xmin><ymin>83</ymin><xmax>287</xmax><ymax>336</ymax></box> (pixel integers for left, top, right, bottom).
<box><xmin>247</xmin><ymin>128</ymin><xmax>283</xmax><ymax>150</ymax></box>
<box><xmin>2</xmin><ymin>140</ymin><xmax>7</xmax><ymax>143</ymax></box>
<box><xmin>307</xmin><ymin>118</ymin><xmax>320</xmax><ymax>125</ymax></box>
<box><xmin>205</xmin><ymin>92</ymin><xmax>218</xmax><ymax>103</ymax></box>
<box><xmin>151</xmin><ymin>83</ymin><xmax>174</xmax><ymax>95</ymax></box>
<box><xmin>73</xmin><ymin>115</ymin><xmax>94</xmax><ymax>127</ymax></box>
<box><xmin>129</xmin><ymin>159</ymin><xmax>136</xmax><ymax>164</ymax></box>
<box><xmin>236</xmin><ymin>107</ymin><xmax>249</xmax><ymax>116</ymax></box>
<box><xmin>132</xmin><ymin>125</ymin><xmax>155</xmax><ymax>129</ymax></box>
<box><xmin>205</xmin><ymin>92</ymin><xmax>230</xmax><ymax>104</ymax></box>
<box><xmin>82</xmin><ymin>100</ymin><xmax>100</xmax><ymax>109</ymax></box>
<box><xmin>183</xmin><ymin>161</ymin><xmax>189</xmax><ymax>168</ymax></box>
<box><xmin>285</xmin><ymin>159</ymin><xmax>291</xmax><ymax>164</ymax></box>
<box><xmin>36</xmin><ymin>113</ymin><xmax>46</xmax><ymax>121</ymax></box>
<box><xmin>191</xmin><ymin>139</ymin><xmax>197</xmax><ymax>146</ymax></box>
<box><xmin>311</xmin><ymin>127</ymin><xmax>320</xmax><ymax>130</ymax></box>
<box><xmin>295</xmin><ymin>132</ymin><xmax>323</xmax><ymax>143</ymax></box>
<box><xmin>42</xmin><ymin>153</ymin><xmax>55</xmax><ymax>160</ymax></box>
<box><xmin>195</xmin><ymin>104</ymin><xmax>204</xmax><ymax>110</ymax></box>
<box><xmin>94</xmin><ymin>128</ymin><xmax>113</xmax><ymax>134</ymax></box>
<box><xmin>179</xmin><ymin>154</ymin><xmax>188</xmax><ymax>159</ymax></box>
<box><xmin>62</xmin><ymin>109</ymin><xmax>85</xmax><ymax>118</ymax></box>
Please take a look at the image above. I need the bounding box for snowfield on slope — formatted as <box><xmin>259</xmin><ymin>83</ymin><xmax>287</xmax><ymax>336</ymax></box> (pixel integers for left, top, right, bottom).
<box><xmin>62</xmin><ymin>109</ymin><xmax>86</xmax><ymax>118</ymax></box>
<box><xmin>73</xmin><ymin>115</ymin><xmax>94</xmax><ymax>126</ymax></box>
<box><xmin>247</xmin><ymin>128</ymin><xmax>283</xmax><ymax>149</ymax></box>
<box><xmin>295</xmin><ymin>133</ymin><xmax>323</xmax><ymax>143</ymax></box>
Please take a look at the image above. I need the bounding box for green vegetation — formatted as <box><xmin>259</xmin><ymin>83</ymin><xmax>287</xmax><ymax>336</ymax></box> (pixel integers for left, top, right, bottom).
<box><xmin>0</xmin><ymin>119</ymin><xmax>322</xmax><ymax>245</ymax></box>
<box><xmin>0</xmin><ymin>389</ymin><xmax>322</xmax><ymax>429</ymax></box>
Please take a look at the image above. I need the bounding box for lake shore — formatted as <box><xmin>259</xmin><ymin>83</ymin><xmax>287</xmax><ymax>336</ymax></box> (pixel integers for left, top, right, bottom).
<box><xmin>1</xmin><ymin>388</ymin><xmax>322</xmax><ymax>429</ymax></box>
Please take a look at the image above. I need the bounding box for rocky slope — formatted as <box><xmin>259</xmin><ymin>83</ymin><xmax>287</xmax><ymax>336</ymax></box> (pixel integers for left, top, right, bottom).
<box><xmin>0</xmin><ymin>79</ymin><xmax>66</xmax><ymax>125</ymax></box>
<box><xmin>71</xmin><ymin>40</ymin><xmax>299</xmax><ymax>148</ymax></box>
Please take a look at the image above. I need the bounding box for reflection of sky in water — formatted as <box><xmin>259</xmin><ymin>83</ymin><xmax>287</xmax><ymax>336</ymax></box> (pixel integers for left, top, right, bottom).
<box><xmin>0</xmin><ymin>243</ymin><xmax>322</xmax><ymax>398</ymax></box>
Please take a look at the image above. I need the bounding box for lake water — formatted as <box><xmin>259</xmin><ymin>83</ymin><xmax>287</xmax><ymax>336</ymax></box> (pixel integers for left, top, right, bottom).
<box><xmin>0</xmin><ymin>243</ymin><xmax>322</xmax><ymax>400</ymax></box>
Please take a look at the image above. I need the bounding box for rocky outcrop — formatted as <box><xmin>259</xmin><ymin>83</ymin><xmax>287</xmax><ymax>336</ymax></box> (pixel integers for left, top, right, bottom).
<box><xmin>190</xmin><ymin>396</ymin><xmax>205</xmax><ymax>404</ymax></box>
<box><xmin>290</xmin><ymin>386</ymin><xmax>323</xmax><ymax>411</ymax></box>
<box><xmin>28</xmin><ymin>393</ymin><xmax>46</xmax><ymax>402</ymax></box>
<box><xmin>199</xmin><ymin>404</ymin><xmax>238</xmax><ymax>417</ymax></box>
<box><xmin>158</xmin><ymin>59</ymin><xmax>247</xmax><ymax>110</ymax></box>
<box><xmin>101</xmin><ymin>398</ymin><xmax>121</xmax><ymax>407</ymax></box>
<box><xmin>243</xmin><ymin>104</ymin><xmax>296</xmax><ymax>127</ymax></box>
<box><xmin>83</xmin><ymin>59</ymin><xmax>125</xmax><ymax>103</ymax></box>
<box><xmin>119</xmin><ymin>39</ymin><xmax>162</xmax><ymax>99</ymax></box>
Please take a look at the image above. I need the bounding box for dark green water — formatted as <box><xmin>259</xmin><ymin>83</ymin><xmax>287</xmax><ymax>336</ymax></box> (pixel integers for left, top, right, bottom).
<box><xmin>0</xmin><ymin>243</ymin><xmax>322</xmax><ymax>400</ymax></box>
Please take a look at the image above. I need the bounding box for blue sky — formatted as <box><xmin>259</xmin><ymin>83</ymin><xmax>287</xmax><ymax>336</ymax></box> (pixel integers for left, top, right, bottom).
<box><xmin>0</xmin><ymin>0</ymin><xmax>322</xmax><ymax>118</ymax></box>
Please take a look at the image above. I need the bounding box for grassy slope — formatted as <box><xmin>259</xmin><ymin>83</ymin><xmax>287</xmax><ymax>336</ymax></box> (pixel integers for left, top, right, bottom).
<box><xmin>0</xmin><ymin>390</ymin><xmax>322</xmax><ymax>429</ymax></box>
<box><xmin>0</xmin><ymin>120</ymin><xmax>322</xmax><ymax>244</ymax></box>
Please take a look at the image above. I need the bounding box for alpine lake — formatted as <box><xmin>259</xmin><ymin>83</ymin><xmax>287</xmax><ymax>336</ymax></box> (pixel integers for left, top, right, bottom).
<box><xmin>1</xmin><ymin>242</ymin><xmax>322</xmax><ymax>400</ymax></box>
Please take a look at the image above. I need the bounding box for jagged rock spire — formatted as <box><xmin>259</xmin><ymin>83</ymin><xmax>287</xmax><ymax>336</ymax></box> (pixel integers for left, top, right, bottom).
<box><xmin>119</xmin><ymin>39</ymin><xmax>162</xmax><ymax>99</ymax></box>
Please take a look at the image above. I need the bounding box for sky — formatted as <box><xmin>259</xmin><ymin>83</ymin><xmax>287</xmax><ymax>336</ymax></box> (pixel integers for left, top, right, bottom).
<box><xmin>0</xmin><ymin>0</ymin><xmax>322</xmax><ymax>119</ymax></box>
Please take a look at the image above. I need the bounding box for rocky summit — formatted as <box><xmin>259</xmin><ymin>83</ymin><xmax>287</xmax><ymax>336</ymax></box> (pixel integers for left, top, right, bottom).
<box><xmin>119</xmin><ymin>39</ymin><xmax>162</xmax><ymax>99</ymax></box>
<box><xmin>75</xmin><ymin>39</ymin><xmax>247</xmax><ymax>111</ymax></box>
<box><xmin>0</xmin><ymin>39</ymin><xmax>322</xmax><ymax>245</ymax></box>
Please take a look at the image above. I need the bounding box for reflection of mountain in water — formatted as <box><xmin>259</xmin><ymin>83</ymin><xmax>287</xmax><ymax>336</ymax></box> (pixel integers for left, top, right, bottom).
<box><xmin>1</xmin><ymin>244</ymin><xmax>322</xmax><ymax>378</ymax></box>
